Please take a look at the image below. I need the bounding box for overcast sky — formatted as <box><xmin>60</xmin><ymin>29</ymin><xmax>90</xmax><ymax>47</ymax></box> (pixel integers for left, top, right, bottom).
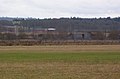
<box><xmin>0</xmin><ymin>0</ymin><xmax>120</xmax><ymax>18</ymax></box>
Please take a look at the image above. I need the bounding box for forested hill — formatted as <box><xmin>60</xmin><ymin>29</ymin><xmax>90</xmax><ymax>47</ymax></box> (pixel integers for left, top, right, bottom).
<box><xmin>0</xmin><ymin>17</ymin><xmax>120</xmax><ymax>32</ymax></box>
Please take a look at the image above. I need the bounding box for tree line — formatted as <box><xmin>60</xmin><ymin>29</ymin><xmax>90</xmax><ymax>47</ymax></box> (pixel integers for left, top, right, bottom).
<box><xmin>0</xmin><ymin>17</ymin><xmax>120</xmax><ymax>40</ymax></box>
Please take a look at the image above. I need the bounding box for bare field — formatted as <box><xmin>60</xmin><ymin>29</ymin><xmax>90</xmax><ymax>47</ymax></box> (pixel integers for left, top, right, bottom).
<box><xmin>0</xmin><ymin>45</ymin><xmax>120</xmax><ymax>52</ymax></box>
<box><xmin>0</xmin><ymin>45</ymin><xmax>120</xmax><ymax>79</ymax></box>
<box><xmin>0</xmin><ymin>62</ymin><xmax>120</xmax><ymax>79</ymax></box>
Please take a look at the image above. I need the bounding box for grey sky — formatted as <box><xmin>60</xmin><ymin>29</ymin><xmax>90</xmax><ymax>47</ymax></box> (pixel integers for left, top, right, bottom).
<box><xmin>0</xmin><ymin>0</ymin><xmax>120</xmax><ymax>18</ymax></box>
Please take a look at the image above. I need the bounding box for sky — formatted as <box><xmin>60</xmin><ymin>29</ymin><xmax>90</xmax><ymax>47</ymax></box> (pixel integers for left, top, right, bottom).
<box><xmin>0</xmin><ymin>0</ymin><xmax>120</xmax><ymax>18</ymax></box>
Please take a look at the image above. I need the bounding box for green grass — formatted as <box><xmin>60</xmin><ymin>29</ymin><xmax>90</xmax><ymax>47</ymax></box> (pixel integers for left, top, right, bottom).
<box><xmin>0</xmin><ymin>46</ymin><xmax>120</xmax><ymax>79</ymax></box>
<box><xmin>0</xmin><ymin>51</ymin><xmax>120</xmax><ymax>63</ymax></box>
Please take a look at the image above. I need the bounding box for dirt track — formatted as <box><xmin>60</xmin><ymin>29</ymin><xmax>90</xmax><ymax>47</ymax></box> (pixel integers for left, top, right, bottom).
<box><xmin>0</xmin><ymin>45</ymin><xmax>120</xmax><ymax>52</ymax></box>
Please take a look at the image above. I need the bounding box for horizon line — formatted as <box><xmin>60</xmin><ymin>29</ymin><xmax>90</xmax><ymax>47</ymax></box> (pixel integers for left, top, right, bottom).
<box><xmin>0</xmin><ymin>16</ymin><xmax>120</xmax><ymax>19</ymax></box>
